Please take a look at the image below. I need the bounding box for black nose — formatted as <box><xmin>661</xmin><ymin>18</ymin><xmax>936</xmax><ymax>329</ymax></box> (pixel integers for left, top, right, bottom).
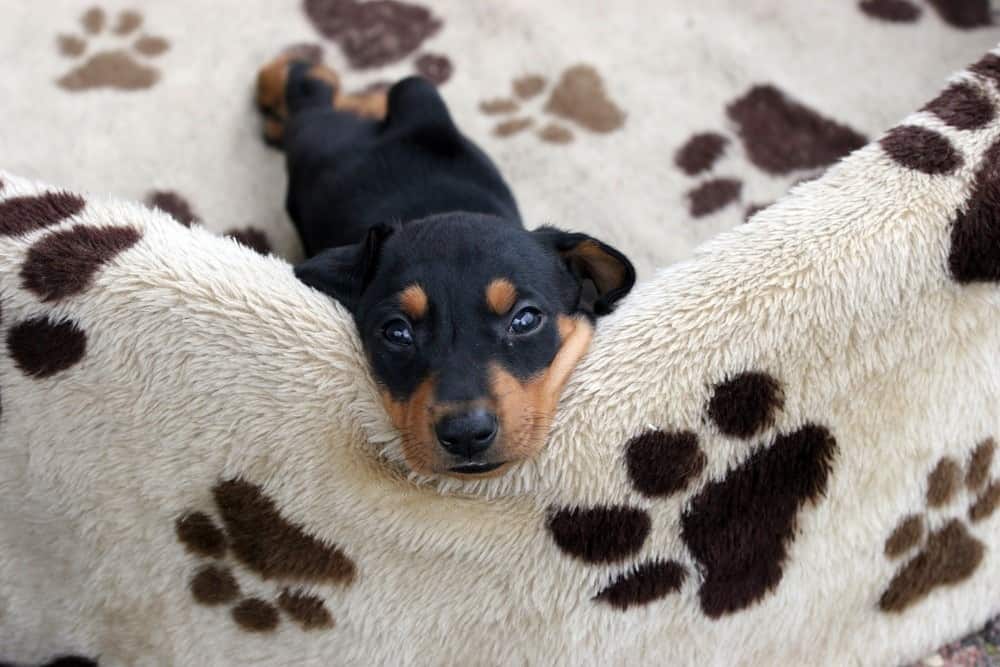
<box><xmin>435</xmin><ymin>410</ymin><xmax>498</xmax><ymax>458</ymax></box>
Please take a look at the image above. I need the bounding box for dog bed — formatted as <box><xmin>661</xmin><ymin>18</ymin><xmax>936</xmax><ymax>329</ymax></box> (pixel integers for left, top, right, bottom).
<box><xmin>2</xmin><ymin>34</ymin><xmax>1000</xmax><ymax>665</ymax></box>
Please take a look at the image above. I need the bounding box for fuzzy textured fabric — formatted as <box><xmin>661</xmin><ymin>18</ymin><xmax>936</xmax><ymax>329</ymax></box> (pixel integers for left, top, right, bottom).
<box><xmin>4</xmin><ymin>1</ymin><xmax>1000</xmax><ymax>665</ymax></box>
<box><xmin>4</xmin><ymin>1</ymin><xmax>1000</xmax><ymax>278</ymax></box>
<box><xmin>3</xmin><ymin>41</ymin><xmax>1000</xmax><ymax>666</ymax></box>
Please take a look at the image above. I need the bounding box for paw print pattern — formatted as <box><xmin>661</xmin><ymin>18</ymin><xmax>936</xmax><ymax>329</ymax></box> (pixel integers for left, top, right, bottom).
<box><xmin>875</xmin><ymin>54</ymin><xmax>1000</xmax><ymax>285</ymax></box>
<box><xmin>144</xmin><ymin>189</ymin><xmax>274</xmax><ymax>256</ymax></box>
<box><xmin>879</xmin><ymin>440</ymin><xmax>999</xmax><ymax>613</ymax></box>
<box><xmin>145</xmin><ymin>191</ymin><xmax>199</xmax><ymax>228</ymax></box>
<box><xmin>859</xmin><ymin>0</ymin><xmax>993</xmax><ymax>29</ymax></box>
<box><xmin>932</xmin><ymin>71</ymin><xmax>1000</xmax><ymax>284</ymax></box>
<box><xmin>479</xmin><ymin>65</ymin><xmax>626</xmax><ymax>145</ymax></box>
<box><xmin>859</xmin><ymin>0</ymin><xmax>924</xmax><ymax>22</ymax></box>
<box><xmin>0</xmin><ymin>188</ymin><xmax>142</xmax><ymax>385</ymax></box>
<box><xmin>674</xmin><ymin>85</ymin><xmax>867</xmax><ymax>221</ymax></box>
<box><xmin>56</xmin><ymin>7</ymin><xmax>170</xmax><ymax>92</ymax></box>
<box><xmin>546</xmin><ymin>371</ymin><xmax>838</xmax><ymax>617</ymax></box>
<box><xmin>224</xmin><ymin>228</ymin><xmax>273</xmax><ymax>256</ymax></box>
<box><xmin>175</xmin><ymin>478</ymin><xmax>356</xmax><ymax>633</ymax></box>
<box><xmin>303</xmin><ymin>0</ymin><xmax>453</xmax><ymax>85</ymax></box>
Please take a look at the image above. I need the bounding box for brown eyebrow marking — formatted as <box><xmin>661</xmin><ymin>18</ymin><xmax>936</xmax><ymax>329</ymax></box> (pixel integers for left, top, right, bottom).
<box><xmin>399</xmin><ymin>284</ymin><xmax>428</xmax><ymax>320</ymax></box>
<box><xmin>486</xmin><ymin>278</ymin><xmax>517</xmax><ymax>315</ymax></box>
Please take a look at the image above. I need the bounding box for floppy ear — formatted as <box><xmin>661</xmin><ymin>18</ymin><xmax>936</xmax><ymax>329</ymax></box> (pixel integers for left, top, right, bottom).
<box><xmin>532</xmin><ymin>226</ymin><xmax>636</xmax><ymax>317</ymax></box>
<box><xmin>294</xmin><ymin>223</ymin><xmax>395</xmax><ymax>312</ymax></box>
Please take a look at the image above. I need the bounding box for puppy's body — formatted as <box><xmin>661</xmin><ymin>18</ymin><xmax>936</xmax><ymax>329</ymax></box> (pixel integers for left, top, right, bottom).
<box><xmin>283</xmin><ymin>68</ymin><xmax>520</xmax><ymax>254</ymax></box>
<box><xmin>259</xmin><ymin>58</ymin><xmax>635</xmax><ymax>478</ymax></box>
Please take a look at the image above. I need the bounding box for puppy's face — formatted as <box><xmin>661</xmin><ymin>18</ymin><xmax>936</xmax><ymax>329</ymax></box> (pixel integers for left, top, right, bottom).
<box><xmin>296</xmin><ymin>214</ymin><xmax>634</xmax><ymax>478</ymax></box>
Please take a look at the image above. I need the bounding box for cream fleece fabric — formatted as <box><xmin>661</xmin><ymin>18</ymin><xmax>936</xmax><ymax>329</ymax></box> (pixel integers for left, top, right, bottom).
<box><xmin>3</xmin><ymin>2</ymin><xmax>1000</xmax><ymax>666</ymax></box>
<box><xmin>2</xmin><ymin>38</ymin><xmax>1000</xmax><ymax>667</ymax></box>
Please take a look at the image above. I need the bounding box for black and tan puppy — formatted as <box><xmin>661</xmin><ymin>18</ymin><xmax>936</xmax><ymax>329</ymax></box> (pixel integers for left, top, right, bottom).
<box><xmin>257</xmin><ymin>51</ymin><xmax>635</xmax><ymax>478</ymax></box>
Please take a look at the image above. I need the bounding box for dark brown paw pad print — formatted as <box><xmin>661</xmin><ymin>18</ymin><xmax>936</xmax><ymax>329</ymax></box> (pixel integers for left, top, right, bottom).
<box><xmin>859</xmin><ymin>0</ymin><xmax>923</xmax><ymax>23</ymax></box>
<box><xmin>303</xmin><ymin>0</ymin><xmax>453</xmax><ymax>85</ymax></box>
<box><xmin>142</xmin><ymin>189</ymin><xmax>273</xmax><ymax>256</ymax></box>
<box><xmin>146</xmin><ymin>190</ymin><xmax>200</xmax><ymax>227</ymax></box>
<box><xmin>945</xmin><ymin>134</ymin><xmax>1000</xmax><ymax>284</ymax></box>
<box><xmin>546</xmin><ymin>505</ymin><xmax>686</xmax><ymax>612</ymax></box>
<box><xmin>859</xmin><ymin>0</ymin><xmax>994</xmax><ymax>29</ymax></box>
<box><xmin>7</xmin><ymin>316</ymin><xmax>87</xmax><ymax>379</ymax></box>
<box><xmin>870</xmin><ymin>63</ymin><xmax>1000</xmax><ymax>284</ymax></box>
<box><xmin>879</xmin><ymin>72</ymin><xmax>1000</xmax><ymax>183</ymax></box>
<box><xmin>879</xmin><ymin>439</ymin><xmax>998</xmax><ymax>613</ymax></box>
<box><xmin>546</xmin><ymin>370</ymin><xmax>838</xmax><ymax>617</ymax></box>
<box><xmin>175</xmin><ymin>478</ymin><xmax>356</xmax><ymax>633</ymax></box>
<box><xmin>224</xmin><ymin>227</ymin><xmax>273</xmax><ymax>256</ymax></box>
<box><xmin>874</xmin><ymin>64</ymin><xmax>1000</xmax><ymax>285</ymax></box>
<box><xmin>1</xmin><ymin>188</ymin><xmax>143</xmax><ymax>390</ymax></box>
<box><xmin>674</xmin><ymin>85</ymin><xmax>867</xmax><ymax>220</ymax></box>
<box><xmin>479</xmin><ymin>65</ymin><xmax>626</xmax><ymax>145</ymax></box>
<box><xmin>56</xmin><ymin>7</ymin><xmax>170</xmax><ymax>92</ymax></box>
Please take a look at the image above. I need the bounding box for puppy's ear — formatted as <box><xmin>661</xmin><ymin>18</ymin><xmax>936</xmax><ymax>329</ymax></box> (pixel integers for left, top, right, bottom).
<box><xmin>294</xmin><ymin>223</ymin><xmax>396</xmax><ymax>312</ymax></box>
<box><xmin>532</xmin><ymin>226</ymin><xmax>636</xmax><ymax>317</ymax></box>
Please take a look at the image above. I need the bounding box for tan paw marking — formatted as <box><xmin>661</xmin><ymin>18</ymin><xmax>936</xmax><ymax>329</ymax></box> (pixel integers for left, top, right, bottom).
<box><xmin>55</xmin><ymin>6</ymin><xmax>169</xmax><ymax>91</ymax></box>
<box><xmin>256</xmin><ymin>44</ymin><xmax>388</xmax><ymax>146</ymax></box>
<box><xmin>175</xmin><ymin>478</ymin><xmax>355</xmax><ymax>632</ymax></box>
<box><xmin>479</xmin><ymin>64</ymin><xmax>626</xmax><ymax>145</ymax></box>
<box><xmin>879</xmin><ymin>439</ymin><xmax>998</xmax><ymax>613</ymax></box>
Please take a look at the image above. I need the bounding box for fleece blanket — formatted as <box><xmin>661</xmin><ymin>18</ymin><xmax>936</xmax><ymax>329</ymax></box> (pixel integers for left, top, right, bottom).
<box><xmin>2</xmin><ymin>2</ymin><xmax>1000</xmax><ymax>666</ymax></box>
<box><xmin>3</xmin><ymin>40</ymin><xmax>1000</xmax><ymax>667</ymax></box>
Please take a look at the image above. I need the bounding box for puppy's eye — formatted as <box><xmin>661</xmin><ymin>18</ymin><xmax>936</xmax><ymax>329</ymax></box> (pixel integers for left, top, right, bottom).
<box><xmin>508</xmin><ymin>307</ymin><xmax>543</xmax><ymax>335</ymax></box>
<box><xmin>382</xmin><ymin>319</ymin><xmax>414</xmax><ymax>346</ymax></box>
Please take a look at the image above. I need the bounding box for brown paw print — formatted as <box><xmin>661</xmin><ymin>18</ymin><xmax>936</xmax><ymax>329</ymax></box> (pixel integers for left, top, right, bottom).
<box><xmin>879</xmin><ymin>440</ymin><xmax>999</xmax><ymax>613</ymax></box>
<box><xmin>175</xmin><ymin>478</ymin><xmax>356</xmax><ymax>633</ymax></box>
<box><xmin>143</xmin><ymin>189</ymin><xmax>274</xmax><ymax>256</ymax></box>
<box><xmin>674</xmin><ymin>85</ymin><xmax>867</xmax><ymax>221</ymax></box>
<box><xmin>547</xmin><ymin>371</ymin><xmax>838</xmax><ymax>617</ymax></box>
<box><xmin>55</xmin><ymin>7</ymin><xmax>169</xmax><ymax>92</ymax></box>
<box><xmin>0</xmin><ymin>186</ymin><xmax>144</xmax><ymax>421</ymax></box>
<box><xmin>871</xmin><ymin>60</ymin><xmax>1000</xmax><ymax>285</ymax></box>
<box><xmin>479</xmin><ymin>65</ymin><xmax>626</xmax><ymax>145</ymax></box>
<box><xmin>857</xmin><ymin>56</ymin><xmax>1000</xmax><ymax>288</ymax></box>
<box><xmin>303</xmin><ymin>0</ymin><xmax>453</xmax><ymax>86</ymax></box>
<box><xmin>859</xmin><ymin>0</ymin><xmax>993</xmax><ymax>29</ymax></box>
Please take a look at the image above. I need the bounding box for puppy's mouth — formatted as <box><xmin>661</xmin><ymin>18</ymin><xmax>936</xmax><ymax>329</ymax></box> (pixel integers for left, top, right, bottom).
<box><xmin>448</xmin><ymin>461</ymin><xmax>507</xmax><ymax>475</ymax></box>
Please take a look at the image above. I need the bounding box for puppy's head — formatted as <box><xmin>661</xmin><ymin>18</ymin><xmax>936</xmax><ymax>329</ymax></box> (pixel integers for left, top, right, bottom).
<box><xmin>296</xmin><ymin>213</ymin><xmax>634</xmax><ymax>478</ymax></box>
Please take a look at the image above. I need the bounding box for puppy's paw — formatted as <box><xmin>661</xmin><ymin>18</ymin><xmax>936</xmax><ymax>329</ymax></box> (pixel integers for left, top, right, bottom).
<box><xmin>255</xmin><ymin>43</ymin><xmax>338</xmax><ymax>146</ymax></box>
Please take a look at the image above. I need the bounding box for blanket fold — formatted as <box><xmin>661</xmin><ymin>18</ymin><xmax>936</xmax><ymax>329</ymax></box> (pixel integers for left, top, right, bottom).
<box><xmin>2</xmin><ymin>34</ymin><xmax>1000</xmax><ymax>667</ymax></box>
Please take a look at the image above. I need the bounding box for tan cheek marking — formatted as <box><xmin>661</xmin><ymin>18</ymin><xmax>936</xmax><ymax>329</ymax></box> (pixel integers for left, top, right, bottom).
<box><xmin>490</xmin><ymin>369</ymin><xmax>530</xmax><ymax>460</ymax></box>
<box><xmin>547</xmin><ymin>315</ymin><xmax>595</xmax><ymax>394</ymax></box>
<box><xmin>486</xmin><ymin>278</ymin><xmax>517</xmax><ymax>315</ymax></box>
<box><xmin>381</xmin><ymin>378</ymin><xmax>439</xmax><ymax>474</ymax></box>
<box><xmin>490</xmin><ymin>316</ymin><xmax>594</xmax><ymax>461</ymax></box>
<box><xmin>399</xmin><ymin>284</ymin><xmax>428</xmax><ymax>320</ymax></box>
<box><xmin>558</xmin><ymin>315</ymin><xmax>575</xmax><ymax>341</ymax></box>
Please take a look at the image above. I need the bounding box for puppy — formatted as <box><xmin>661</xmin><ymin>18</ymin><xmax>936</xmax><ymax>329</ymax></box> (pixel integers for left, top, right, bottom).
<box><xmin>257</xmin><ymin>51</ymin><xmax>635</xmax><ymax>478</ymax></box>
